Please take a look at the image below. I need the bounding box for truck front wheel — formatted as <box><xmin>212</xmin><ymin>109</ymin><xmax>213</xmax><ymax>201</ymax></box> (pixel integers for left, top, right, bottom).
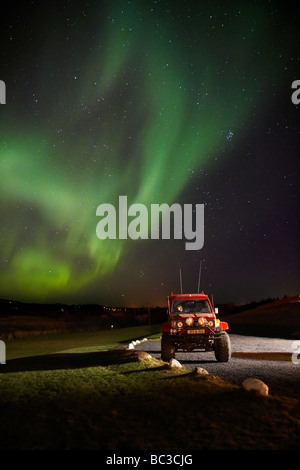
<box><xmin>161</xmin><ymin>333</ymin><xmax>175</xmax><ymax>361</ymax></box>
<box><xmin>214</xmin><ymin>331</ymin><xmax>231</xmax><ymax>362</ymax></box>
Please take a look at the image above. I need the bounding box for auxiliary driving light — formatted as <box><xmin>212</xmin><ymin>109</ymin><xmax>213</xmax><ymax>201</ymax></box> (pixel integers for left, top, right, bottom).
<box><xmin>208</xmin><ymin>320</ymin><xmax>214</xmax><ymax>327</ymax></box>
<box><xmin>186</xmin><ymin>317</ymin><xmax>194</xmax><ymax>327</ymax></box>
<box><xmin>177</xmin><ymin>321</ymin><xmax>183</xmax><ymax>329</ymax></box>
<box><xmin>198</xmin><ymin>317</ymin><xmax>206</xmax><ymax>326</ymax></box>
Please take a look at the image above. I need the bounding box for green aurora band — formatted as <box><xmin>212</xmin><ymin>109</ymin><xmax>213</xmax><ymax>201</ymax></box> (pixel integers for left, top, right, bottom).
<box><xmin>0</xmin><ymin>2</ymin><xmax>283</xmax><ymax>302</ymax></box>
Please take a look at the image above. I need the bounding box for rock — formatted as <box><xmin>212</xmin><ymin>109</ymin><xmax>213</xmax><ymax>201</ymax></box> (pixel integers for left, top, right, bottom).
<box><xmin>169</xmin><ymin>358</ymin><xmax>182</xmax><ymax>368</ymax></box>
<box><xmin>194</xmin><ymin>367</ymin><xmax>209</xmax><ymax>376</ymax></box>
<box><xmin>242</xmin><ymin>378</ymin><xmax>269</xmax><ymax>396</ymax></box>
<box><xmin>136</xmin><ymin>351</ymin><xmax>152</xmax><ymax>360</ymax></box>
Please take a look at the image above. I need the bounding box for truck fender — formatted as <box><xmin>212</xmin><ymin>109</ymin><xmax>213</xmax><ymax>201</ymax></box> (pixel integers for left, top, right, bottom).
<box><xmin>162</xmin><ymin>323</ymin><xmax>171</xmax><ymax>333</ymax></box>
<box><xmin>220</xmin><ymin>321</ymin><xmax>229</xmax><ymax>331</ymax></box>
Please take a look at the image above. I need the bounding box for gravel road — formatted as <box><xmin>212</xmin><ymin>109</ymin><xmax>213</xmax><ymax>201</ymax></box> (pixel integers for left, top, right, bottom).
<box><xmin>135</xmin><ymin>334</ymin><xmax>300</xmax><ymax>399</ymax></box>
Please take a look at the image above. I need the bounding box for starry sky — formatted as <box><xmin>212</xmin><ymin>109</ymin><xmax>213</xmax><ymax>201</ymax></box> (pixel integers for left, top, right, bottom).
<box><xmin>0</xmin><ymin>0</ymin><xmax>299</xmax><ymax>307</ymax></box>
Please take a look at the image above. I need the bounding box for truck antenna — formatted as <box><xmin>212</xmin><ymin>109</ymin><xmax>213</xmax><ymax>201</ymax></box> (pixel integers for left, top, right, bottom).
<box><xmin>197</xmin><ymin>260</ymin><xmax>202</xmax><ymax>293</ymax></box>
<box><xmin>179</xmin><ymin>269</ymin><xmax>183</xmax><ymax>294</ymax></box>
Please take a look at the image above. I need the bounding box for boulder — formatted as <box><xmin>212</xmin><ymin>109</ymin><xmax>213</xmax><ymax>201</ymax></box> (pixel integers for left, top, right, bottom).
<box><xmin>194</xmin><ymin>367</ymin><xmax>209</xmax><ymax>376</ymax></box>
<box><xmin>136</xmin><ymin>351</ymin><xmax>152</xmax><ymax>360</ymax></box>
<box><xmin>242</xmin><ymin>378</ymin><xmax>269</xmax><ymax>396</ymax></box>
<box><xmin>169</xmin><ymin>358</ymin><xmax>182</xmax><ymax>368</ymax></box>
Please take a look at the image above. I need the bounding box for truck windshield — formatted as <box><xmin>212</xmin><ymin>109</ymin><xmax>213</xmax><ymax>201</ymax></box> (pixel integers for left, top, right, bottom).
<box><xmin>171</xmin><ymin>299</ymin><xmax>212</xmax><ymax>314</ymax></box>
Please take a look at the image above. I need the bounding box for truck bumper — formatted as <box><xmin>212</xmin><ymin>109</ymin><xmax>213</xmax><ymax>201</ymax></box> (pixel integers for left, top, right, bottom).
<box><xmin>167</xmin><ymin>329</ymin><xmax>226</xmax><ymax>351</ymax></box>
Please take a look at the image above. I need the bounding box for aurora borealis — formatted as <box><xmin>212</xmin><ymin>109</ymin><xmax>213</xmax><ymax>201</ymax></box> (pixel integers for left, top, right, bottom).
<box><xmin>0</xmin><ymin>1</ymin><xmax>299</xmax><ymax>306</ymax></box>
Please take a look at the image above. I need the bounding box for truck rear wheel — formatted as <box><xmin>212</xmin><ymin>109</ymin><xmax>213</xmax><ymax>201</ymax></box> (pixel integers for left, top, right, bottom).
<box><xmin>214</xmin><ymin>331</ymin><xmax>231</xmax><ymax>362</ymax></box>
<box><xmin>161</xmin><ymin>333</ymin><xmax>175</xmax><ymax>361</ymax></box>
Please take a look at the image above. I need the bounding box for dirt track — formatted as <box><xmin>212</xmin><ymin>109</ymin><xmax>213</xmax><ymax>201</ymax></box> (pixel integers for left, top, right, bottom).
<box><xmin>136</xmin><ymin>334</ymin><xmax>300</xmax><ymax>399</ymax></box>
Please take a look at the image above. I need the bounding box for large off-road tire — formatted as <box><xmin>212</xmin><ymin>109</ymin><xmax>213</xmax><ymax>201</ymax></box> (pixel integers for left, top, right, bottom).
<box><xmin>161</xmin><ymin>333</ymin><xmax>175</xmax><ymax>361</ymax></box>
<box><xmin>214</xmin><ymin>331</ymin><xmax>231</xmax><ymax>362</ymax></box>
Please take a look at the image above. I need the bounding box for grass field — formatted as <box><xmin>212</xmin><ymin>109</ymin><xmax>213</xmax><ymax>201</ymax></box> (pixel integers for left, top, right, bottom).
<box><xmin>1</xmin><ymin>324</ymin><xmax>300</xmax><ymax>450</ymax></box>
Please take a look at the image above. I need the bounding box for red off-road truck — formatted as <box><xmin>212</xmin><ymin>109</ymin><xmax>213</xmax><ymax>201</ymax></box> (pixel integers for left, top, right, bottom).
<box><xmin>161</xmin><ymin>292</ymin><xmax>231</xmax><ymax>362</ymax></box>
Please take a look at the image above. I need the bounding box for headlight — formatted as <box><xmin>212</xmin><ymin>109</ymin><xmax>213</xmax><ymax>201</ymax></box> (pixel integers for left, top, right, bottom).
<box><xmin>186</xmin><ymin>317</ymin><xmax>194</xmax><ymax>327</ymax></box>
<box><xmin>177</xmin><ymin>321</ymin><xmax>183</xmax><ymax>329</ymax></box>
<box><xmin>207</xmin><ymin>320</ymin><xmax>214</xmax><ymax>327</ymax></box>
<box><xmin>171</xmin><ymin>320</ymin><xmax>177</xmax><ymax>328</ymax></box>
<box><xmin>198</xmin><ymin>317</ymin><xmax>206</xmax><ymax>326</ymax></box>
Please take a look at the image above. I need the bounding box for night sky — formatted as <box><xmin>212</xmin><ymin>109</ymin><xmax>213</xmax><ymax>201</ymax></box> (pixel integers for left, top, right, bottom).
<box><xmin>0</xmin><ymin>0</ymin><xmax>299</xmax><ymax>307</ymax></box>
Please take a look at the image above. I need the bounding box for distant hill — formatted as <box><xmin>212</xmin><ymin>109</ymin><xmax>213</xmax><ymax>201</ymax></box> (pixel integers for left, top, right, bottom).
<box><xmin>1</xmin><ymin>295</ymin><xmax>299</xmax><ymax>339</ymax></box>
<box><xmin>220</xmin><ymin>295</ymin><xmax>300</xmax><ymax>339</ymax></box>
